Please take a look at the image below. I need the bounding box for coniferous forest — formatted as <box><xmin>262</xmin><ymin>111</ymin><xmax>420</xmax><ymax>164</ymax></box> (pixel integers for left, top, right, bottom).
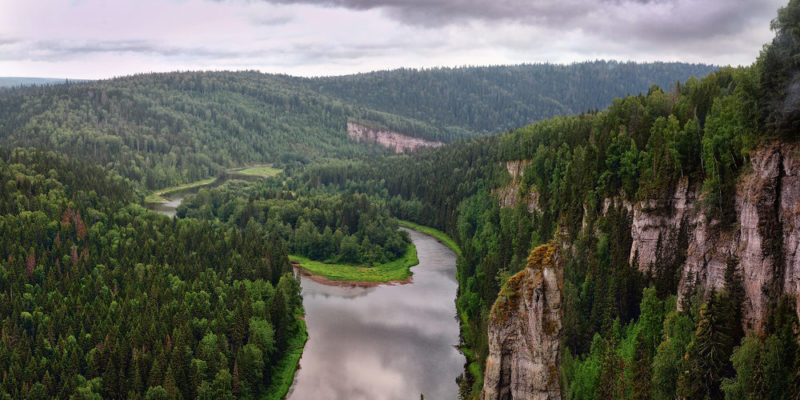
<box><xmin>0</xmin><ymin>0</ymin><xmax>799</xmax><ymax>399</ymax></box>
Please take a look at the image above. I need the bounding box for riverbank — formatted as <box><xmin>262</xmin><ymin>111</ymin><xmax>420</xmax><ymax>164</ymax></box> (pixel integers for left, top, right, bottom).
<box><xmin>144</xmin><ymin>177</ymin><xmax>216</xmax><ymax>203</ymax></box>
<box><xmin>264</xmin><ymin>316</ymin><xmax>308</xmax><ymax>400</ymax></box>
<box><xmin>289</xmin><ymin>242</ymin><xmax>419</xmax><ymax>283</ymax></box>
<box><xmin>231</xmin><ymin>165</ymin><xmax>282</xmax><ymax>177</ymax></box>
<box><xmin>145</xmin><ymin>164</ymin><xmax>282</xmax><ymax>204</ymax></box>
<box><xmin>397</xmin><ymin>220</ymin><xmax>461</xmax><ymax>256</ymax></box>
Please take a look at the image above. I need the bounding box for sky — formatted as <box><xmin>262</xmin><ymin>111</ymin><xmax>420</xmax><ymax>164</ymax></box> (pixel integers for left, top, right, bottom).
<box><xmin>0</xmin><ymin>0</ymin><xmax>786</xmax><ymax>79</ymax></box>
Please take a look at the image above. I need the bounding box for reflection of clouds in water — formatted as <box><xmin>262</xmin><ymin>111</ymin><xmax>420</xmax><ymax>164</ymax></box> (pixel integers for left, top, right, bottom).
<box><xmin>289</xmin><ymin>229</ymin><xmax>463</xmax><ymax>400</ymax></box>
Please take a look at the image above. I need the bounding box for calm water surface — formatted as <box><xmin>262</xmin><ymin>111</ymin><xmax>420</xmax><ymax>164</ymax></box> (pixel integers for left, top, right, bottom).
<box><xmin>288</xmin><ymin>228</ymin><xmax>464</xmax><ymax>400</ymax></box>
<box><xmin>147</xmin><ymin>198</ymin><xmax>464</xmax><ymax>399</ymax></box>
<box><xmin>146</xmin><ymin>196</ymin><xmax>183</xmax><ymax>217</ymax></box>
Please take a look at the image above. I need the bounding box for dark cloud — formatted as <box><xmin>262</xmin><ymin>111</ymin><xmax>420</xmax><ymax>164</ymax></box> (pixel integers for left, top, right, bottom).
<box><xmin>255</xmin><ymin>0</ymin><xmax>778</xmax><ymax>44</ymax></box>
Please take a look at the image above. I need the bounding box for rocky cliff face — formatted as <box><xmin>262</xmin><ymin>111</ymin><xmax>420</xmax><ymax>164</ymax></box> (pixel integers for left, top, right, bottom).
<box><xmin>496</xmin><ymin>160</ymin><xmax>540</xmax><ymax>213</ymax></box>
<box><xmin>346</xmin><ymin>122</ymin><xmax>443</xmax><ymax>153</ymax></box>
<box><xmin>627</xmin><ymin>141</ymin><xmax>800</xmax><ymax>330</ymax></box>
<box><xmin>482</xmin><ymin>244</ymin><xmax>562</xmax><ymax>400</ymax></box>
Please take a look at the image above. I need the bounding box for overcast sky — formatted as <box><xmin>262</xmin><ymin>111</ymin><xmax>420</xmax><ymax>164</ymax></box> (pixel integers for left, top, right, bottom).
<box><xmin>0</xmin><ymin>0</ymin><xmax>785</xmax><ymax>79</ymax></box>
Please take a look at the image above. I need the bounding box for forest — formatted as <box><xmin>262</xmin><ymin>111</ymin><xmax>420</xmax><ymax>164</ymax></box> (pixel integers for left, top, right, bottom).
<box><xmin>0</xmin><ymin>0</ymin><xmax>797</xmax><ymax>399</ymax></box>
<box><xmin>177</xmin><ymin>180</ymin><xmax>410</xmax><ymax>266</ymax></box>
<box><xmin>0</xmin><ymin>62</ymin><xmax>711</xmax><ymax>190</ymax></box>
<box><xmin>0</xmin><ymin>148</ymin><xmax>305</xmax><ymax>399</ymax></box>
<box><xmin>299</xmin><ymin>1</ymin><xmax>800</xmax><ymax>397</ymax></box>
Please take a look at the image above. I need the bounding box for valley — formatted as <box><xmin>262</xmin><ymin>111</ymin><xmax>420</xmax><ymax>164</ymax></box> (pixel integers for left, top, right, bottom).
<box><xmin>0</xmin><ymin>1</ymin><xmax>798</xmax><ymax>399</ymax></box>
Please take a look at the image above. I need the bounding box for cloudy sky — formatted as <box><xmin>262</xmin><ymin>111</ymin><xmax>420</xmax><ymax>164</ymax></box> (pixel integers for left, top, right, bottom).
<box><xmin>0</xmin><ymin>0</ymin><xmax>785</xmax><ymax>79</ymax></box>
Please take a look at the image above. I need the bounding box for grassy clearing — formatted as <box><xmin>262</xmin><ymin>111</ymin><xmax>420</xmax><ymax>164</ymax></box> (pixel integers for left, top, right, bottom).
<box><xmin>145</xmin><ymin>177</ymin><xmax>216</xmax><ymax>203</ymax></box>
<box><xmin>290</xmin><ymin>243</ymin><xmax>418</xmax><ymax>283</ymax></box>
<box><xmin>234</xmin><ymin>165</ymin><xmax>282</xmax><ymax>177</ymax></box>
<box><xmin>263</xmin><ymin>316</ymin><xmax>308</xmax><ymax>400</ymax></box>
<box><xmin>397</xmin><ymin>220</ymin><xmax>461</xmax><ymax>256</ymax></box>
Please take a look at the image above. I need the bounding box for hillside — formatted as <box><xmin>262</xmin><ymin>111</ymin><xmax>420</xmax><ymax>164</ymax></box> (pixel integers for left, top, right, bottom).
<box><xmin>0</xmin><ymin>63</ymin><xmax>713</xmax><ymax>190</ymax></box>
<box><xmin>300</xmin><ymin>1</ymin><xmax>800</xmax><ymax>397</ymax></box>
<box><xmin>0</xmin><ymin>77</ymin><xmax>81</xmax><ymax>88</ymax></box>
<box><xmin>307</xmin><ymin>61</ymin><xmax>717</xmax><ymax>135</ymax></box>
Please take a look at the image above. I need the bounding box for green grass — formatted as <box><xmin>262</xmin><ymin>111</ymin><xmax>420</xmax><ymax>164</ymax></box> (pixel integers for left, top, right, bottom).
<box><xmin>397</xmin><ymin>220</ymin><xmax>461</xmax><ymax>256</ymax></box>
<box><xmin>234</xmin><ymin>165</ymin><xmax>282</xmax><ymax>177</ymax></box>
<box><xmin>145</xmin><ymin>177</ymin><xmax>216</xmax><ymax>203</ymax></box>
<box><xmin>290</xmin><ymin>243</ymin><xmax>419</xmax><ymax>283</ymax></box>
<box><xmin>263</xmin><ymin>316</ymin><xmax>308</xmax><ymax>400</ymax></box>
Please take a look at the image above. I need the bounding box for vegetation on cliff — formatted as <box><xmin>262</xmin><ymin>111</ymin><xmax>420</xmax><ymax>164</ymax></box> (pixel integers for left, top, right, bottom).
<box><xmin>301</xmin><ymin>1</ymin><xmax>800</xmax><ymax>397</ymax></box>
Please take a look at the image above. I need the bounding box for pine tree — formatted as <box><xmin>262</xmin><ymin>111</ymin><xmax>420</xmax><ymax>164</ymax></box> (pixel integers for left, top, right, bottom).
<box><xmin>631</xmin><ymin>330</ymin><xmax>653</xmax><ymax>400</ymax></box>
<box><xmin>679</xmin><ymin>290</ymin><xmax>734</xmax><ymax>400</ymax></box>
<box><xmin>597</xmin><ymin>337</ymin><xmax>626</xmax><ymax>399</ymax></box>
<box><xmin>271</xmin><ymin>287</ymin><xmax>288</xmax><ymax>351</ymax></box>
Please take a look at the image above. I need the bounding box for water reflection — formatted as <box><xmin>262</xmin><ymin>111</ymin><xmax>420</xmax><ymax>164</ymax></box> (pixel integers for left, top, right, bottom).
<box><xmin>145</xmin><ymin>197</ymin><xmax>183</xmax><ymax>217</ymax></box>
<box><xmin>288</xmin><ymin>229</ymin><xmax>464</xmax><ymax>400</ymax></box>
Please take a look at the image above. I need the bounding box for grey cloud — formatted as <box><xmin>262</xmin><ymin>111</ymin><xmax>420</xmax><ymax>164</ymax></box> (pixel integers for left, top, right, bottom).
<box><xmin>250</xmin><ymin>14</ymin><xmax>294</xmax><ymax>26</ymax></box>
<box><xmin>13</xmin><ymin>40</ymin><xmax>261</xmax><ymax>61</ymax></box>
<box><xmin>0</xmin><ymin>38</ymin><xmax>20</xmax><ymax>46</ymax></box>
<box><xmin>253</xmin><ymin>0</ymin><xmax>778</xmax><ymax>44</ymax></box>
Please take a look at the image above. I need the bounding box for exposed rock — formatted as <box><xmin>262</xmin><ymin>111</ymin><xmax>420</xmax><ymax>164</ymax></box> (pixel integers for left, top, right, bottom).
<box><xmin>624</xmin><ymin>141</ymin><xmax>800</xmax><ymax>330</ymax></box>
<box><xmin>482</xmin><ymin>244</ymin><xmax>562</xmax><ymax>400</ymax></box>
<box><xmin>346</xmin><ymin>122</ymin><xmax>443</xmax><ymax>153</ymax></box>
<box><xmin>629</xmin><ymin>177</ymin><xmax>695</xmax><ymax>269</ymax></box>
<box><xmin>495</xmin><ymin>160</ymin><xmax>540</xmax><ymax>213</ymax></box>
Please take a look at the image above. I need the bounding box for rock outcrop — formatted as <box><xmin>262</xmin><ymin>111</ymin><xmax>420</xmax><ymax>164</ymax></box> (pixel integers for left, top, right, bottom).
<box><xmin>625</xmin><ymin>141</ymin><xmax>800</xmax><ymax>330</ymax></box>
<box><xmin>496</xmin><ymin>160</ymin><xmax>540</xmax><ymax>213</ymax></box>
<box><xmin>482</xmin><ymin>244</ymin><xmax>562</xmax><ymax>400</ymax></box>
<box><xmin>346</xmin><ymin>122</ymin><xmax>443</xmax><ymax>153</ymax></box>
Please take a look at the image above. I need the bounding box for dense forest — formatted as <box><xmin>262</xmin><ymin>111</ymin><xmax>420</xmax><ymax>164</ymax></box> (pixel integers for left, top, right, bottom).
<box><xmin>0</xmin><ymin>62</ymin><xmax>713</xmax><ymax>190</ymax></box>
<box><xmin>0</xmin><ymin>148</ymin><xmax>305</xmax><ymax>399</ymax></box>
<box><xmin>299</xmin><ymin>1</ymin><xmax>800</xmax><ymax>398</ymax></box>
<box><xmin>1</xmin><ymin>1</ymin><xmax>797</xmax><ymax>399</ymax></box>
<box><xmin>178</xmin><ymin>181</ymin><xmax>410</xmax><ymax>266</ymax></box>
<box><xmin>308</xmin><ymin>61</ymin><xmax>716</xmax><ymax>134</ymax></box>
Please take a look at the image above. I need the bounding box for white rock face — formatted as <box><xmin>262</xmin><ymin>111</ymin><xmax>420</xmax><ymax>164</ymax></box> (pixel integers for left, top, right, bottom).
<box><xmin>346</xmin><ymin>122</ymin><xmax>443</xmax><ymax>153</ymax></box>
<box><xmin>482</xmin><ymin>244</ymin><xmax>562</xmax><ymax>400</ymax></box>
<box><xmin>626</xmin><ymin>141</ymin><xmax>800</xmax><ymax>330</ymax></box>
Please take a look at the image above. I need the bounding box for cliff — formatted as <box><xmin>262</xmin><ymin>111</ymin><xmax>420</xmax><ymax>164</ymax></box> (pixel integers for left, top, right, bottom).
<box><xmin>482</xmin><ymin>244</ymin><xmax>563</xmax><ymax>400</ymax></box>
<box><xmin>495</xmin><ymin>160</ymin><xmax>540</xmax><ymax>212</ymax></box>
<box><xmin>346</xmin><ymin>122</ymin><xmax>443</xmax><ymax>153</ymax></box>
<box><xmin>626</xmin><ymin>141</ymin><xmax>800</xmax><ymax>330</ymax></box>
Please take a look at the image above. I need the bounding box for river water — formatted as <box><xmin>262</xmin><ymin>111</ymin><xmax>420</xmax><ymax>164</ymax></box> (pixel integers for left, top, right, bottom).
<box><xmin>288</xmin><ymin>228</ymin><xmax>464</xmax><ymax>400</ymax></box>
<box><xmin>147</xmin><ymin>198</ymin><xmax>464</xmax><ymax>399</ymax></box>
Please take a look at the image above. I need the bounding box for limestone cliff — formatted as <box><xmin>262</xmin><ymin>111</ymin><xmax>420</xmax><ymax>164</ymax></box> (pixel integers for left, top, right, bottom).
<box><xmin>346</xmin><ymin>122</ymin><xmax>443</xmax><ymax>153</ymax></box>
<box><xmin>496</xmin><ymin>160</ymin><xmax>540</xmax><ymax>213</ymax></box>
<box><xmin>482</xmin><ymin>244</ymin><xmax>562</xmax><ymax>400</ymax></box>
<box><xmin>627</xmin><ymin>141</ymin><xmax>800</xmax><ymax>330</ymax></box>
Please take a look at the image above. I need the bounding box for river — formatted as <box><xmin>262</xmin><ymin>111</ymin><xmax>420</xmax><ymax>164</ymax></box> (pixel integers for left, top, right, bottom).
<box><xmin>148</xmin><ymin>199</ymin><xmax>465</xmax><ymax>399</ymax></box>
<box><xmin>288</xmin><ymin>228</ymin><xmax>464</xmax><ymax>400</ymax></box>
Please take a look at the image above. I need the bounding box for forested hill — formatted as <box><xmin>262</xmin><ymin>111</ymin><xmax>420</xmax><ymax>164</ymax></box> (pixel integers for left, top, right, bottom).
<box><xmin>305</xmin><ymin>61</ymin><xmax>717</xmax><ymax>134</ymax></box>
<box><xmin>300</xmin><ymin>0</ymin><xmax>800</xmax><ymax>397</ymax></box>
<box><xmin>0</xmin><ymin>62</ymin><xmax>713</xmax><ymax>190</ymax></box>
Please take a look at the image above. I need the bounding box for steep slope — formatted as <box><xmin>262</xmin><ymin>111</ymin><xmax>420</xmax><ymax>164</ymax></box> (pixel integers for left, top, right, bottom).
<box><xmin>482</xmin><ymin>244</ymin><xmax>562</xmax><ymax>400</ymax></box>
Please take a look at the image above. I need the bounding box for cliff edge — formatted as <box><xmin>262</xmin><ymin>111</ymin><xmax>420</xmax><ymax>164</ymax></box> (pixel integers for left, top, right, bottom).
<box><xmin>482</xmin><ymin>243</ymin><xmax>563</xmax><ymax>400</ymax></box>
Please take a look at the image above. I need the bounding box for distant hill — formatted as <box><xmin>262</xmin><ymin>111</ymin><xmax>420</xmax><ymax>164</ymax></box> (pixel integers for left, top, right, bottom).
<box><xmin>0</xmin><ymin>62</ymin><xmax>716</xmax><ymax>188</ymax></box>
<box><xmin>0</xmin><ymin>77</ymin><xmax>86</xmax><ymax>88</ymax></box>
<box><xmin>305</xmin><ymin>61</ymin><xmax>717</xmax><ymax>135</ymax></box>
